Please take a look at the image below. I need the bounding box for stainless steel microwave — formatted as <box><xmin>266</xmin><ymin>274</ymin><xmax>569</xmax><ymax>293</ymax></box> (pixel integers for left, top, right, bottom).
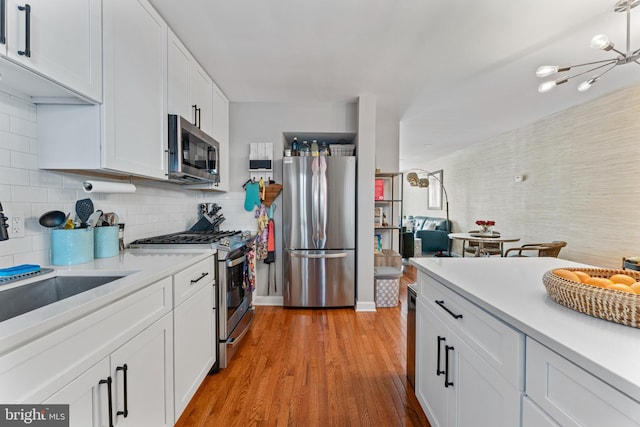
<box><xmin>168</xmin><ymin>115</ymin><xmax>220</xmax><ymax>184</ymax></box>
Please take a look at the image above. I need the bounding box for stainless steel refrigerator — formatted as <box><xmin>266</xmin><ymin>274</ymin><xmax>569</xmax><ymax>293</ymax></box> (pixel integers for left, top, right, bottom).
<box><xmin>282</xmin><ymin>156</ymin><xmax>356</xmax><ymax>307</ymax></box>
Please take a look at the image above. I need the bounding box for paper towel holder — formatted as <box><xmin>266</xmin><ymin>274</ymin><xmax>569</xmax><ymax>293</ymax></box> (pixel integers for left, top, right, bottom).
<box><xmin>82</xmin><ymin>177</ymin><xmax>137</xmax><ymax>193</ymax></box>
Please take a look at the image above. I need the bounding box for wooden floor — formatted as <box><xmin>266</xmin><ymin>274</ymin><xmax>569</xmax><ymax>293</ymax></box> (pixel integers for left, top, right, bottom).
<box><xmin>175</xmin><ymin>265</ymin><xmax>430</xmax><ymax>427</ymax></box>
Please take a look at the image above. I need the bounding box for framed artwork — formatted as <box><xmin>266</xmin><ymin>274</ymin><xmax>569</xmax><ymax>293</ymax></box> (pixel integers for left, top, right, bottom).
<box><xmin>427</xmin><ymin>170</ymin><xmax>443</xmax><ymax>210</ymax></box>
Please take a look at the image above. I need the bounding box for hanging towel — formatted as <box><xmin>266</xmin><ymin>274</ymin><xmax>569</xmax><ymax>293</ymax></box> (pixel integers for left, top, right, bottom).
<box><xmin>264</xmin><ymin>218</ymin><xmax>276</xmax><ymax>293</ymax></box>
<box><xmin>244</xmin><ymin>181</ymin><xmax>261</xmax><ymax>211</ymax></box>
<box><xmin>264</xmin><ymin>218</ymin><xmax>276</xmax><ymax>264</ymax></box>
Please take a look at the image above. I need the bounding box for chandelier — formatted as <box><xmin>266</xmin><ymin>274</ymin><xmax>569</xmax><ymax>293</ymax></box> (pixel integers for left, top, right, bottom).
<box><xmin>536</xmin><ymin>0</ymin><xmax>640</xmax><ymax>93</ymax></box>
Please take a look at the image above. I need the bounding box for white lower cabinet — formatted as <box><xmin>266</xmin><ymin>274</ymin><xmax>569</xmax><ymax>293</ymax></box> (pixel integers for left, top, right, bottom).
<box><xmin>110</xmin><ymin>313</ymin><xmax>174</xmax><ymax>427</ymax></box>
<box><xmin>525</xmin><ymin>338</ymin><xmax>640</xmax><ymax>427</ymax></box>
<box><xmin>44</xmin><ymin>313</ymin><xmax>173</xmax><ymax>427</ymax></box>
<box><xmin>44</xmin><ymin>358</ymin><xmax>111</xmax><ymax>427</ymax></box>
<box><xmin>173</xmin><ymin>278</ymin><xmax>216</xmax><ymax>418</ymax></box>
<box><xmin>415</xmin><ymin>271</ymin><xmax>524</xmax><ymax>427</ymax></box>
<box><xmin>416</xmin><ymin>298</ymin><xmax>521</xmax><ymax>427</ymax></box>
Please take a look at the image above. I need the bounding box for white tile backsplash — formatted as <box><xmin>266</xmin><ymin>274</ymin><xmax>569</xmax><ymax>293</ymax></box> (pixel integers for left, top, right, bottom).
<box><xmin>0</xmin><ymin>93</ymin><xmax>234</xmax><ymax>269</ymax></box>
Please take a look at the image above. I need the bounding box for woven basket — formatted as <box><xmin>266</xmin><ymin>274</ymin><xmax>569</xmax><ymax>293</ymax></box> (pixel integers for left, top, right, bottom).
<box><xmin>542</xmin><ymin>268</ymin><xmax>640</xmax><ymax>328</ymax></box>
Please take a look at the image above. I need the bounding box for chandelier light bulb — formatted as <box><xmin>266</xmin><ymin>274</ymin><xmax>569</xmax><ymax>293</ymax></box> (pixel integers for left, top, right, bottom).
<box><xmin>591</xmin><ymin>34</ymin><xmax>613</xmax><ymax>50</ymax></box>
<box><xmin>538</xmin><ymin>80</ymin><xmax>557</xmax><ymax>93</ymax></box>
<box><xmin>578</xmin><ymin>78</ymin><xmax>597</xmax><ymax>92</ymax></box>
<box><xmin>536</xmin><ymin>65</ymin><xmax>560</xmax><ymax>77</ymax></box>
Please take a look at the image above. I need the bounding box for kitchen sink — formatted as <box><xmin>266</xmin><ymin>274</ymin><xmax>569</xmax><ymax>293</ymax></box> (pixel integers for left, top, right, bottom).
<box><xmin>0</xmin><ymin>275</ymin><xmax>127</xmax><ymax>322</ymax></box>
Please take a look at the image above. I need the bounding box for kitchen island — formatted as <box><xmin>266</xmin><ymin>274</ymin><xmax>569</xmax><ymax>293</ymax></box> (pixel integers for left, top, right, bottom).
<box><xmin>410</xmin><ymin>256</ymin><xmax>640</xmax><ymax>427</ymax></box>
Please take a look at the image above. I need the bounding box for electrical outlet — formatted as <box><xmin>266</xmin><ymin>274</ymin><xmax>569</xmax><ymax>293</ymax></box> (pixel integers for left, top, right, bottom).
<box><xmin>10</xmin><ymin>216</ymin><xmax>24</xmax><ymax>238</ymax></box>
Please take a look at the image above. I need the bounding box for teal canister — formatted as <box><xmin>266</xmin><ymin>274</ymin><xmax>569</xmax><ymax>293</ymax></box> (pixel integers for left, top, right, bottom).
<box><xmin>94</xmin><ymin>225</ymin><xmax>120</xmax><ymax>258</ymax></box>
<box><xmin>51</xmin><ymin>228</ymin><xmax>94</xmax><ymax>265</ymax></box>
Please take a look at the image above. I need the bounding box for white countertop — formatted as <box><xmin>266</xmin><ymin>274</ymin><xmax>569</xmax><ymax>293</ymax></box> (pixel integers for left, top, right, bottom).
<box><xmin>410</xmin><ymin>256</ymin><xmax>640</xmax><ymax>403</ymax></box>
<box><xmin>0</xmin><ymin>249</ymin><xmax>214</xmax><ymax>354</ymax></box>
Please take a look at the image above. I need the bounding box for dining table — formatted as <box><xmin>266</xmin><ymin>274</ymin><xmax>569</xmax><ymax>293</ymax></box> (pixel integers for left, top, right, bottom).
<box><xmin>448</xmin><ymin>232</ymin><xmax>520</xmax><ymax>257</ymax></box>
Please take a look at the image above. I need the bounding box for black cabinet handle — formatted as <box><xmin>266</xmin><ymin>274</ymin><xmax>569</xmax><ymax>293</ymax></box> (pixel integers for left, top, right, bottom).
<box><xmin>444</xmin><ymin>345</ymin><xmax>454</xmax><ymax>388</ymax></box>
<box><xmin>192</xmin><ymin>104</ymin><xmax>200</xmax><ymax>128</ymax></box>
<box><xmin>99</xmin><ymin>377</ymin><xmax>114</xmax><ymax>427</ymax></box>
<box><xmin>17</xmin><ymin>4</ymin><xmax>30</xmax><ymax>57</ymax></box>
<box><xmin>196</xmin><ymin>107</ymin><xmax>201</xmax><ymax>129</ymax></box>
<box><xmin>435</xmin><ymin>300</ymin><xmax>463</xmax><ymax>319</ymax></box>
<box><xmin>116</xmin><ymin>364</ymin><xmax>129</xmax><ymax>418</ymax></box>
<box><xmin>0</xmin><ymin>0</ymin><xmax>6</xmax><ymax>44</ymax></box>
<box><xmin>436</xmin><ymin>336</ymin><xmax>446</xmax><ymax>376</ymax></box>
<box><xmin>190</xmin><ymin>271</ymin><xmax>209</xmax><ymax>284</ymax></box>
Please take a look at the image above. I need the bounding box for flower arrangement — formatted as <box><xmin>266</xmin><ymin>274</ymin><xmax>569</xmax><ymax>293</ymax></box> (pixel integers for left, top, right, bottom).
<box><xmin>475</xmin><ymin>220</ymin><xmax>495</xmax><ymax>233</ymax></box>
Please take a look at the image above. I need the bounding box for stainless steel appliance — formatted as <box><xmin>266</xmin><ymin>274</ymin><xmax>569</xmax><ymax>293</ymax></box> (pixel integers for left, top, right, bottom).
<box><xmin>407</xmin><ymin>283</ymin><xmax>417</xmax><ymax>390</ymax></box>
<box><xmin>282</xmin><ymin>156</ymin><xmax>356</xmax><ymax>307</ymax></box>
<box><xmin>129</xmin><ymin>208</ymin><xmax>255</xmax><ymax>370</ymax></box>
<box><xmin>168</xmin><ymin>114</ymin><xmax>220</xmax><ymax>184</ymax></box>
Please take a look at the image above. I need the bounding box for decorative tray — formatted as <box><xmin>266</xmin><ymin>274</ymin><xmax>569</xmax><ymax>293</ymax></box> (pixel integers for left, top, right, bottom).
<box><xmin>469</xmin><ymin>233</ymin><xmax>500</xmax><ymax>238</ymax></box>
<box><xmin>542</xmin><ymin>267</ymin><xmax>640</xmax><ymax>328</ymax></box>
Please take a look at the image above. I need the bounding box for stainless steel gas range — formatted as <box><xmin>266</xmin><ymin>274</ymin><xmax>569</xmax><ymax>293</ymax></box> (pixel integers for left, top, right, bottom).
<box><xmin>130</xmin><ymin>204</ymin><xmax>256</xmax><ymax>371</ymax></box>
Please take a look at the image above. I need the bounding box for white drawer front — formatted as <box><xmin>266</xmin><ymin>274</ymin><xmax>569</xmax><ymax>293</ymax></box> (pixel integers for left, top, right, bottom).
<box><xmin>0</xmin><ymin>277</ymin><xmax>172</xmax><ymax>404</ymax></box>
<box><xmin>421</xmin><ymin>273</ymin><xmax>524</xmax><ymax>388</ymax></box>
<box><xmin>526</xmin><ymin>338</ymin><xmax>640</xmax><ymax>427</ymax></box>
<box><xmin>173</xmin><ymin>256</ymin><xmax>215</xmax><ymax>307</ymax></box>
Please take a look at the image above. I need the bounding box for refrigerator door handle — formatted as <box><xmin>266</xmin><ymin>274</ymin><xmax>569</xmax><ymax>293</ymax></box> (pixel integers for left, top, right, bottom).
<box><xmin>318</xmin><ymin>156</ymin><xmax>328</xmax><ymax>248</ymax></box>
<box><xmin>287</xmin><ymin>250</ymin><xmax>348</xmax><ymax>259</ymax></box>
<box><xmin>311</xmin><ymin>157</ymin><xmax>320</xmax><ymax>247</ymax></box>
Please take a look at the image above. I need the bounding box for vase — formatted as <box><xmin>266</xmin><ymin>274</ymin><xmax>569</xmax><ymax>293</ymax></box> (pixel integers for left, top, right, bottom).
<box><xmin>481</xmin><ymin>225</ymin><xmax>492</xmax><ymax>234</ymax></box>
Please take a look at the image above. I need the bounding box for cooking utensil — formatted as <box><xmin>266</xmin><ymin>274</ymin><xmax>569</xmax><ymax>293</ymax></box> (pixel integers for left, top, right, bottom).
<box><xmin>75</xmin><ymin>198</ymin><xmax>94</xmax><ymax>227</ymax></box>
<box><xmin>39</xmin><ymin>210</ymin><xmax>66</xmax><ymax>228</ymax></box>
<box><xmin>87</xmin><ymin>210</ymin><xmax>103</xmax><ymax>228</ymax></box>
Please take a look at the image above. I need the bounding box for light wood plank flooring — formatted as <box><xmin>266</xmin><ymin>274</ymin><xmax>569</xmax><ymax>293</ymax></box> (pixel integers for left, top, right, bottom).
<box><xmin>175</xmin><ymin>265</ymin><xmax>430</xmax><ymax>427</ymax></box>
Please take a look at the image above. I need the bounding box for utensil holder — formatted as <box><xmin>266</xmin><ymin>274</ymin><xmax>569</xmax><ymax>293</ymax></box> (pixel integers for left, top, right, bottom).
<box><xmin>94</xmin><ymin>226</ymin><xmax>120</xmax><ymax>258</ymax></box>
<box><xmin>51</xmin><ymin>228</ymin><xmax>94</xmax><ymax>265</ymax></box>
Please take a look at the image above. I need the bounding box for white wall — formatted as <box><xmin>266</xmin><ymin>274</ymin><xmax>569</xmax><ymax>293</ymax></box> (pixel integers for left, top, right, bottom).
<box><xmin>412</xmin><ymin>83</ymin><xmax>640</xmax><ymax>268</ymax></box>
<box><xmin>0</xmin><ymin>91</ymin><xmax>205</xmax><ymax>268</ymax></box>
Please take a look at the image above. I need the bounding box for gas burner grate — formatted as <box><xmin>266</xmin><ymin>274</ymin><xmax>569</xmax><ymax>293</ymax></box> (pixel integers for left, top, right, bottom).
<box><xmin>132</xmin><ymin>230</ymin><xmax>242</xmax><ymax>245</ymax></box>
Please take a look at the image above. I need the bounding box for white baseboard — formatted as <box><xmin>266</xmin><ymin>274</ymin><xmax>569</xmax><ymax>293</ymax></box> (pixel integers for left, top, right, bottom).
<box><xmin>253</xmin><ymin>295</ymin><xmax>283</xmax><ymax>306</ymax></box>
<box><xmin>355</xmin><ymin>301</ymin><xmax>377</xmax><ymax>312</ymax></box>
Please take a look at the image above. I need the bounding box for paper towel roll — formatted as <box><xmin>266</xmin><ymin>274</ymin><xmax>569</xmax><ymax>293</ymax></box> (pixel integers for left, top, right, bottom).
<box><xmin>82</xmin><ymin>180</ymin><xmax>136</xmax><ymax>193</ymax></box>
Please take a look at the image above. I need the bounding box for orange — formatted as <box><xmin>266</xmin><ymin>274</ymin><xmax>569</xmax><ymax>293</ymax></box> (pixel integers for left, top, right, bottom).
<box><xmin>607</xmin><ymin>283</ymin><xmax>635</xmax><ymax>294</ymax></box>
<box><xmin>573</xmin><ymin>271</ymin><xmax>591</xmax><ymax>283</ymax></box>
<box><xmin>609</xmin><ymin>274</ymin><xmax>637</xmax><ymax>286</ymax></box>
<box><xmin>553</xmin><ymin>269</ymin><xmax>580</xmax><ymax>283</ymax></box>
<box><xmin>584</xmin><ymin>277</ymin><xmax>614</xmax><ymax>288</ymax></box>
<box><xmin>630</xmin><ymin>282</ymin><xmax>640</xmax><ymax>294</ymax></box>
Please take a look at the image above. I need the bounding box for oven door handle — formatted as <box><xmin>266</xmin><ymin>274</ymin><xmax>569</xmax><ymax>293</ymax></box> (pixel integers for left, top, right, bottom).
<box><xmin>288</xmin><ymin>251</ymin><xmax>347</xmax><ymax>259</ymax></box>
<box><xmin>226</xmin><ymin>255</ymin><xmax>246</xmax><ymax>268</ymax></box>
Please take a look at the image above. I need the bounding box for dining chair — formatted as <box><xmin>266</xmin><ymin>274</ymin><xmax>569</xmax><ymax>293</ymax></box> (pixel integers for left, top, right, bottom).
<box><xmin>504</xmin><ymin>241</ymin><xmax>567</xmax><ymax>258</ymax></box>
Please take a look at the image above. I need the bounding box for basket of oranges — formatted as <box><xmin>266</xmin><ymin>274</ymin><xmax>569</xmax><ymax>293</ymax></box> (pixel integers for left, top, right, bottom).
<box><xmin>543</xmin><ymin>268</ymin><xmax>640</xmax><ymax>328</ymax></box>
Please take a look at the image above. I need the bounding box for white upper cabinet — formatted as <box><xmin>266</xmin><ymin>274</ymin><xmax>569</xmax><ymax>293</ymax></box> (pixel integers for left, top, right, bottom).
<box><xmin>38</xmin><ymin>0</ymin><xmax>168</xmax><ymax>180</ymax></box>
<box><xmin>168</xmin><ymin>29</ymin><xmax>213</xmax><ymax>136</ymax></box>
<box><xmin>2</xmin><ymin>0</ymin><xmax>102</xmax><ymax>102</ymax></box>
<box><xmin>102</xmin><ymin>0</ymin><xmax>167</xmax><ymax>179</ymax></box>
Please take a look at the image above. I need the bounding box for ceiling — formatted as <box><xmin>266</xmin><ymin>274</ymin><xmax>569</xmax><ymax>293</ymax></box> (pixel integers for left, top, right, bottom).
<box><xmin>148</xmin><ymin>0</ymin><xmax>640</xmax><ymax>169</ymax></box>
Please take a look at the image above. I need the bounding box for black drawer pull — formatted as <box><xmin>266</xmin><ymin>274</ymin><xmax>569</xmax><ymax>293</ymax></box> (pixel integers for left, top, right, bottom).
<box><xmin>444</xmin><ymin>345</ymin><xmax>455</xmax><ymax>388</ymax></box>
<box><xmin>0</xmin><ymin>0</ymin><xmax>6</xmax><ymax>45</ymax></box>
<box><xmin>116</xmin><ymin>364</ymin><xmax>129</xmax><ymax>418</ymax></box>
<box><xmin>99</xmin><ymin>376</ymin><xmax>114</xmax><ymax>427</ymax></box>
<box><xmin>17</xmin><ymin>4</ymin><xmax>30</xmax><ymax>57</ymax></box>
<box><xmin>436</xmin><ymin>336</ymin><xmax>446</xmax><ymax>376</ymax></box>
<box><xmin>190</xmin><ymin>272</ymin><xmax>209</xmax><ymax>284</ymax></box>
<box><xmin>435</xmin><ymin>300</ymin><xmax>463</xmax><ymax>319</ymax></box>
